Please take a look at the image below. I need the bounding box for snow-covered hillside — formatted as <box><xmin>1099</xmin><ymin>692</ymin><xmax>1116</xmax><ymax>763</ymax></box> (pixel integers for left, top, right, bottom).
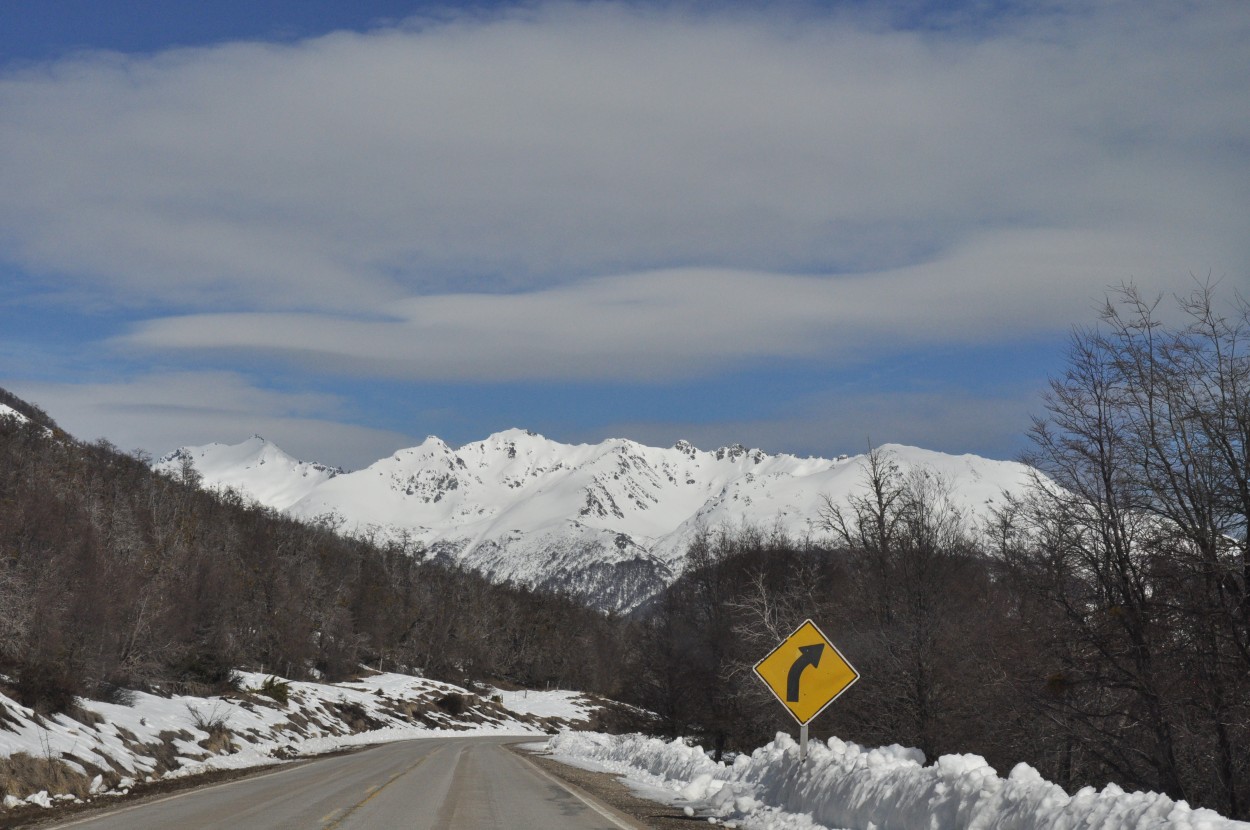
<box><xmin>0</xmin><ymin>403</ymin><xmax>52</xmax><ymax>437</ymax></box>
<box><xmin>0</xmin><ymin>670</ymin><xmax>595</xmax><ymax>815</ymax></box>
<box><xmin>0</xmin><ymin>404</ymin><xmax>27</xmax><ymax>424</ymax></box>
<box><xmin>157</xmin><ymin>431</ymin><xmax>1036</xmax><ymax>611</ymax></box>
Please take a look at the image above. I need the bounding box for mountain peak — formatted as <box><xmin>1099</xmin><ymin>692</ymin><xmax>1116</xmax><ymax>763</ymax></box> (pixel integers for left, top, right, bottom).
<box><xmin>154</xmin><ymin>436</ymin><xmax>341</xmax><ymax>510</ymax></box>
<box><xmin>482</xmin><ymin>427</ymin><xmax>543</xmax><ymax>443</ymax></box>
<box><xmin>155</xmin><ymin>432</ymin><xmax>1035</xmax><ymax>612</ymax></box>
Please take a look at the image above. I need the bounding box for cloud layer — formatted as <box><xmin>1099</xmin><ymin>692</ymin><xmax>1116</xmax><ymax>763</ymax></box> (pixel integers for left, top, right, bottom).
<box><xmin>2</xmin><ymin>2</ymin><xmax>1247</xmax><ymax>458</ymax></box>
<box><xmin>3</xmin><ymin>5</ymin><xmax>1246</xmax><ymax>306</ymax></box>
<box><xmin>8</xmin><ymin>372</ymin><xmax>411</xmax><ymax>469</ymax></box>
<box><xmin>121</xmin><ymin>227</ymin><xmax>1182</xmax><ymax>381</ymax></box>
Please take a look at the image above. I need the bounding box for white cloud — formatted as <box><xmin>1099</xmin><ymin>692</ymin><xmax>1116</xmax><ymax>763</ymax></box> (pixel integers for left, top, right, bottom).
<box><xmin>5</xmin><ymin>373</ymin><xmax>413</xmax><ymax>469</ymax></box>
<box><xmin>1</xmin><ymin>0</ymin><xmax>1247</xmax><ymax>475</ymax></box>
<box><xmin>0</xmin><ymin>1</ymin><xmax>1245</xmax><ymax>326</ymax></box>
<box><xmin>117</xmin><ymin>227</ymin><xmax>1203</xmax><ymax>380</ymax></box>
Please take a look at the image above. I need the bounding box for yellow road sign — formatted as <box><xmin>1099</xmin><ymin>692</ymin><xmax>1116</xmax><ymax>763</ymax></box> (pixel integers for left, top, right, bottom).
<box><xmin>753</xmin><ymin>619</ymin><xmax>859</xmax><ymax>725</ymax></box>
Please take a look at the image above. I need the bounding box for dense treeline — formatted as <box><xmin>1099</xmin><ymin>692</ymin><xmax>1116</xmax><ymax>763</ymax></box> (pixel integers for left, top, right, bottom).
<box><xmin>0</xmin><ymin>411</ymin><xmax>624</xmax><ymax>714</ymax></box>
<box><xmin>625</xmin><ymin>286</ymin><xmax>1249</xmax><ymax>819</ymax></box>
<box><xmin>624</xmin><ymin>477</ymin><xmax>1035</xmax><ymax>770</ymax></box>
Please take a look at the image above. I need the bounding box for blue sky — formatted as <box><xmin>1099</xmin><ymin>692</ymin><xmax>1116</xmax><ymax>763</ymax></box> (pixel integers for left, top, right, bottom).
<box><xmin>2</xmin><ymin>1</ymin><xmax>1247</xmax><ymax>469</ymax></box>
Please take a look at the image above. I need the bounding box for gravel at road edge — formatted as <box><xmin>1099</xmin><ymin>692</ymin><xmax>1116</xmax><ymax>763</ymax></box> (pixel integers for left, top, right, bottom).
<box><xmin>514</xmin><ymin>744</ymin><xmax>698</xmax><ymax>829</ymax></box>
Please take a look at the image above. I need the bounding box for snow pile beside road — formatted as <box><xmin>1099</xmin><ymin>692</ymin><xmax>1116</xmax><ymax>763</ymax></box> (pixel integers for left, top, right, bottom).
<box><xmin>548</xmin><ymin>730</ymin><xmax>1250</xmax><ymax>830</ymax></box>
<box><xmin>551</xmin><ymin>731</ymin><xmax>721</xmax><ymax>784</ymax></box>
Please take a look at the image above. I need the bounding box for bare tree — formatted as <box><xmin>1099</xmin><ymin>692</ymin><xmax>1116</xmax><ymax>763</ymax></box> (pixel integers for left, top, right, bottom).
<box><xmin>1008</xmin><ymin>283</ymin><xmax>1249</xmax><ymax>816</ymax></box>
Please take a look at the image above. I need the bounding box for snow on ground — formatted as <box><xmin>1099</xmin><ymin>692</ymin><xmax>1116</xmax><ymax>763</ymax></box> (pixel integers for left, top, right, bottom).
<box><xmin>488</xmin><ymin>688</ymin><xmax>595</xmax><ymax>723</ymax></box>
<box><xmin>0</xmin><ymin>670</ymin><xmax>584</xmax><ymax>813</ymax></box>
<box><xmin>0</xmin><ymin>405</ymin><xmax>51</xmax><ymax>437</ymax></box>
<box><xmin>545</xmin><ymin>730</ymin><xmax>1250</xmax><ymax>830</ymax></box>
<box><xmin>0</xmin><ymin>405</ymin><xmax>27</xmax><ymax>424</ymax></box>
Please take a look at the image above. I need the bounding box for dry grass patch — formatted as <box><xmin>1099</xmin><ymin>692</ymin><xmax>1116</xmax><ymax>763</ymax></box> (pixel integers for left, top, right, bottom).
<box><xmin>0</xmin><ymin>752</ymin><xmax>91</xmax><ymax>801</ymax></box>
<box><xmin>66</xmin><ymin>705</ymin><xmax>104</xmax><ymax>728</ymax></box>
<box><xmin>187</xmin><ymin>703</ymin><xmax>235</xmax><ymax>755</ymax></box>
<box><xmin>329</xmin><ymin>700</ymin><xmax>384</xmax><ymax>734</ymax></box>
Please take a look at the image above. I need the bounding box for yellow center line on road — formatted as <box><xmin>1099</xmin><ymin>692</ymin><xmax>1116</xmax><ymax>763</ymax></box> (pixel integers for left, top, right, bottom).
<box><xmin>321</xmin><ymin>750</ymin><xmax>435</xmax><ymax>829</ymax></box>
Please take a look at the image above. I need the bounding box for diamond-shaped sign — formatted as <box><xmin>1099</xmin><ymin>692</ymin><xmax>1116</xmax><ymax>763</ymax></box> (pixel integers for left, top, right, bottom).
<box><xmin>753</xmin><ymin>619</ymin><xmax>859</xmax><ymax>725</ymax></box>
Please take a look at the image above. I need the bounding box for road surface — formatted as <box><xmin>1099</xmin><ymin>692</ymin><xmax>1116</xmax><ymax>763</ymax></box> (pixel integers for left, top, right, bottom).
<box><xmin>48</xmin><ymin>736</ymin><xmax>641</xmax><ymax>830</ymax></box>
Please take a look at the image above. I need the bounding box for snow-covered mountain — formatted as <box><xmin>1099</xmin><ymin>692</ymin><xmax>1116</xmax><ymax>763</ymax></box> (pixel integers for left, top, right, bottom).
<box><xmin>157</xmin><ymin>435</ymin><xmax>343</xmax><ymax>510</ymax></box>
<box><xmin>156</xmin><ymin>431</ymin><xmax>1035</xmax><ymax>612</ymax></box>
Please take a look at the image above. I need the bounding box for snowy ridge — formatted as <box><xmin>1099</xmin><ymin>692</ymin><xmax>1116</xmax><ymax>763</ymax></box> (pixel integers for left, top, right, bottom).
<box><xmin>158</xmin><ymin>431</ymin><xmax>1037</xmax><ymax>611</ymax></box>
<box><xmin>156</xmin><ymin>436</ymin><xmax>343</xmax><ymax>511</ymax></box>
<box><xmin>546</xmin><ymin>731</ymin><xmax>1250</xmax><ymax>830</ymax></box>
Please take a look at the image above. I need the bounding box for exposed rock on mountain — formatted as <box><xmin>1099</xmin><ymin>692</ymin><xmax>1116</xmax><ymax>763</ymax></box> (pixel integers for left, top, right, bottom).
<box><xmin>156</xmin><ymin>430</ymin><xmax>1035</xmax><ymax>611</ymax></box>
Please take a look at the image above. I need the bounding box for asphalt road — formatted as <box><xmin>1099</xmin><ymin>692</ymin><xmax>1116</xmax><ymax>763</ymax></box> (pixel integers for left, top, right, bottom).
<box><xmin>46</xmin><ymin>737</ymin><xmax>642</xmax><ymax>830</ymax></box>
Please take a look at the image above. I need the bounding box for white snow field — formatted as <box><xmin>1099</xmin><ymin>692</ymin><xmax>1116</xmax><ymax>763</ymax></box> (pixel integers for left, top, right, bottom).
<box><xmin>0</xmin><ymin>671</ymin><xmax>592</xmax><ymax>813</ymax></box>
<box><xmin>157</xmin><ymin>432</ymin><xmax>1036</xmax><ymax>611</ymax></box>
<box><xmin>158</xmin><ymin>435</ymin><xmax>342</xmax><ymax>510</ymax></box>
<box><xmin>488</xmin><ymin>687</ymin><xmax>598</xmax><ymax>722</ymax></box>
<box><xmin>545</xmin><ymin>731</ymin><xmax>1250</xmax><ymax>830</ymax></box>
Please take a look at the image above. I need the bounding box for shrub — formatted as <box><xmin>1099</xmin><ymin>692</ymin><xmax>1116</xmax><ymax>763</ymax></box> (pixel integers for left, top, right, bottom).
<box><xmin>435</xmin><ymin>693</ymin><xmax>467</xmax><ymax>715</ymax></box>
<box><xmin>256</xmin><ymin>676</ymin><xmax>291</xmax><ymax>705</ymax></box>
<box><xmin>186</xmin><ymin>703</ymin><xmax>234</xmax><ymax>753</ymax></box>
<box><xmin>14</xmin><ymin>662</ymin><xmax>79</xmax><ymax>715</ymax></box>
<box><xmin>90</xmin><ymin>680</ymin><xmax>137</xmax><ymax>707</ymax></box>
<box><xmin>168</xmin><ymin>652</ymin><xmax>237</xmax><ymax>694</ymax></box>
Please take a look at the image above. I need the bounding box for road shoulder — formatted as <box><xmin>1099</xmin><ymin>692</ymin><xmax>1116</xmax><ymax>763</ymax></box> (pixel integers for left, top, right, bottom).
<box><xmin>4</xmin><ymin>748</ymin><xmax>365</xmax><ymax>830</ymax></box>
<box><xmin>511</xmin><ymin>743</ymin><xmax>695</xmax><ymax>830</ymax></box>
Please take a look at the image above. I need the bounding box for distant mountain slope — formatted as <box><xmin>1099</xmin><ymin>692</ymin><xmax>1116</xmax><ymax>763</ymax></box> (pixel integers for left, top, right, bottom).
<box><xmin>159</xmin><ymin>430</ymin><xmax>1036</xmax><ymax>611</ymax></box>
<box><xmin>0</xmin><ymin>403</ymin><xmax>30</xmax><ymax>424</ymax></box>
<box><xmin>0</xmin><ymin>386</ymin><xmax>59</xmax><ymax>432</ymax></box>
<box><xmin>156</xmin><ymin>436</ymin><xmax>343</xmax><ymax>510</ymax></box>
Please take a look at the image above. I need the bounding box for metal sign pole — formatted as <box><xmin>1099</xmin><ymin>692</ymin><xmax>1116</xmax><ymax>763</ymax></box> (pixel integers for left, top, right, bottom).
<box><xmin>799</xmin><ymin>723</ymin><xmax>809</xmax><ymax>763</ymax></box>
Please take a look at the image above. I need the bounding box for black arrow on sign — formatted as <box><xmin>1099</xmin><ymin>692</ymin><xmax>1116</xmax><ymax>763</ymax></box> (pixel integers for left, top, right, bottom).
<box><xmin>786</xmin><ymin>644</ymin><xmax>825</xmax><ymax>702</ymax></box>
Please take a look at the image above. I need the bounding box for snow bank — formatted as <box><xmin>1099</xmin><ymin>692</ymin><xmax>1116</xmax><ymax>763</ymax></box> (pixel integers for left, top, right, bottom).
<box><xmin>550</xmin><ymin>731</ymin><xmax>721</xmax><ymax>784</ymax></box>
<box><xmin>548</xmin><ymin>731</ymin><xmax>1250</xmax><ymax>830</ymax></box>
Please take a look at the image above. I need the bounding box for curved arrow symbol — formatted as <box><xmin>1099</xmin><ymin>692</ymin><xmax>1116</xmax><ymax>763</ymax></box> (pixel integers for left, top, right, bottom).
<box><xmin>786</xmin><ymin>644</ymin><xmax>825</xmax><ymax>701</ymax></box>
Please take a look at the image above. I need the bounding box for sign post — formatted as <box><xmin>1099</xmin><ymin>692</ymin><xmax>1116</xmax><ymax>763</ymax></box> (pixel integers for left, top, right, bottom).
<box><xmin>753</xmin><ymin>619</ymin><xmax>858</xmax><ymax>763</ymax></box>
